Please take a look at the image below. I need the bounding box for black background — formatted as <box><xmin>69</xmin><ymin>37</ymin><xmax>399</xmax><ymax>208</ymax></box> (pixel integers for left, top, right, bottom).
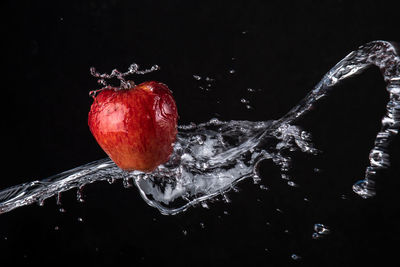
<box><xmin>1</xmin><ymin>0</ymin><xmax>400</xmax><ymax>266</ymax></box>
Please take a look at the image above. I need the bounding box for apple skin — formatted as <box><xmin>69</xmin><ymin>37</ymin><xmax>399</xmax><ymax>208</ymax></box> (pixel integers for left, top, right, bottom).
<box><xmin>88</xmin><ymin>81</ymin><xmax>178</xmax><ymax>172</ymax></box>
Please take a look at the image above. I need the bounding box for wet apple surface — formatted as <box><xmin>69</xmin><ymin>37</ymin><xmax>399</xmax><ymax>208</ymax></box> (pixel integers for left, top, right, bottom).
<box><xmin>88</xmin><ymin>81</ymin><xmax>178</xmax><ymax>172</ymax></box>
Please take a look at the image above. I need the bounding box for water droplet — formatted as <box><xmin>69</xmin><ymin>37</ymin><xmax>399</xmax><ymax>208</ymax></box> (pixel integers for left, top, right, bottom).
<box><xmin>247</xmin><ymin>88</ymin><xmax>256</xmax><ymax>92</ymax></box>
<box><xmin>182</xmin><ymin>230</ymin><xmax>188</xmax><ymax>236</ymax></box>
<box><xmin>37</xmin><ymin>198</ymin><xmax>45</xmax><ymax>206</ymax></box>
<box><xmin>77</xmin><ymin>217</ymin><xmax>83</xmax><ymax>222</ymax></box>
<box><xmin>352</xmin><ymin>179</ymin><xmax>376</xmax><ymax>198</ymax></box>
<box><xmin>314</xmin><ymin>223</ymin><xmax>330</xmax><ymax>235</ymax></box>
<box><xmin>245</xmin><ymin>105</ymin><xmax>252</xmax><ymax>110</ymax></box>
<box><xmin>54</xmin><ymin>226</ymin><xmax>59</xmax><ymax>231</ymax></box>
<box><xmin>107</xmin><ymin>178</ymin><xmax>116</xmax><ymax>184</ymax></box>
<box><xmin>287</xmin><ymin>181</ymin><xmax>299</xmax><ymax>187</ymax></box>
<box><xmin>222</xmin><ymin>194</ymin><xmax>231</xmax><ymax>203</ymax></box>
<box><xmin>193</xmin><ymin>75</ymin><xmax>201</xmax><ymax>80</ymax></box>
<box><xmin>205</xmin><ymin>77</ymin><xmax>214</xmax><ymax>82</ymax></box>
<box><xmin>76</xmin><ymin>186</ymin><xmax>85</xmax><ymax>203</ymax></box>
<box><xmin>200</xmin><ymin>222</ymin><xmax>205</xmax><ymax>229</ymax></box>
<box><xmin>312</xmin><ymin>233</ymin><xmax>322</xmax><ymax>240</ymax></box>
<box><xmin>240</xmin><ymin>98</ymin><xmax>250</xmax><ymax>104</ymax></box>
<box><xmin>259</xmin><ymin>185</ymin><xmax>269</xmax><ymax>191</ymax></box>
<box><xmin>313</xmin><ymin>168</ymin><xmax>322</xmax><ymax>173</ymax></box>
<box><xmin>252</xmin><ymin>174</ymin><xmax>261</xmax><ymax>184</ymax></box>
<box><xmin>59</xmin><ymin>207</ymin><xmax>66</xmax><ymax>213</ymax></box>
<box><xmin>151</xmin><ymin>65</ymin><xmax>160</xmax><ymax>71</ymax></box>
<box><xmin>229</xmin><ymin>69</ymin><xmax>236</xmax><ymax>74</ymax></box>
<box><xmin>56</xmin><ymin>193</ymin><xmax>62</xmax><ymax>206</ymax></box>
<box><xmin>223</xmin><ymin>211</ymin><xmax>229</xmax><ymax>215</ymax></box>
<box><xmin>201</xmin><ymin>202</ymin><xmax>209</xmax><ymax>209</ymax></box>
<box><xmin>291</xmin><ymin>254</ymin><xmax>301</xmax><ymax>261</ymax></box>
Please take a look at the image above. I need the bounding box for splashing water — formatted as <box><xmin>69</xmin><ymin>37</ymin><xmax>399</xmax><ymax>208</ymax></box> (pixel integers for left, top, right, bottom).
<box><xmin>0</xmin><ymin>40</ymin><xmax>399</xmax><ymax>215</ymax></box>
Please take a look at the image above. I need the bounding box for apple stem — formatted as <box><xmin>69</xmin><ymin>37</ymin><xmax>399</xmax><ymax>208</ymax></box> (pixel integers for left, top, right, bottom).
<box><xmin>89</xmin><ymin>63</ymin><xmax>160</xmax><ymax>97</ymax></box>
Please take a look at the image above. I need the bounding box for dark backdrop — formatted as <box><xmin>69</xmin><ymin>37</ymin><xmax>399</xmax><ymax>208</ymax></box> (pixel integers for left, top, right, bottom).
<box><xmin>1</xmin><ymin>0</ymin><xmax>399</xmax><ymax>266</ymax></box>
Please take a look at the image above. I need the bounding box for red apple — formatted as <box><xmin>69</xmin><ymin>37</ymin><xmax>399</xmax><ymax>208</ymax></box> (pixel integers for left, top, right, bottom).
<box><xmin>88</xmin><ymin>81</ymin><xmax>178</xmax><ymax>172</ymax></box>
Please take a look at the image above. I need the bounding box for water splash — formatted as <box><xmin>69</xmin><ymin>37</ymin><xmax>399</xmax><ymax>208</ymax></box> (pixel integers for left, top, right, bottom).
<box><xmin>89</xmin><ymin>63</ymin><xmax>160</xmax><ymax>97</ymax></box>
<box><xmin>0</xmin><ymin>40</ymin><xmax>398</xmax><ymax>215</ymax></box>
